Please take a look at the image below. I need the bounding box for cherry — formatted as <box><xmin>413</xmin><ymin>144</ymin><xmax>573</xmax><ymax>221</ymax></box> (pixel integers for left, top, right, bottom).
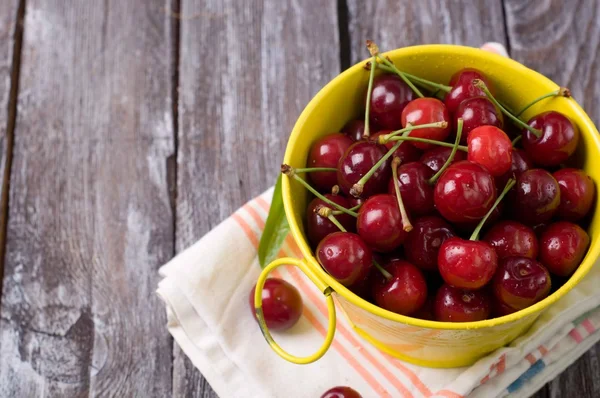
<box><xmin>434</xmin><ymin>284</ymin><xmax>491</xmax><ymax>322</ymax></box>
<box><xmin>483</xmin><ymin>221</ymin><xmax>538</xmax><ymax>260</ymax></box>
<box><xmin>420</xmin><ymin>146</ymin><xmax>467</xmax><ymax>174</ymax></box>
<box><xmin>316</xmin><ymin>232</ymin><xmax>372</xmax><ymax>286</ymax></box>
<box><xmin>306</xmin><ymin>195</ymin><xmax>356</xmax><ymax>247</ymax></box>
<box><xmin>445</xmin><ymin>68</ymin><xmax>495</xmax><ymax>115</ymax></box>
<box><xmin>357</xmin><ymin>194</ymin><xmax>408</xmax><ymax>253</ymax></box>
<box><xmin>372</xmin><ymin>260</ymin><xmax>428</xmax><ymax>316</ymax></box>
<box><xmin>337</xmin><ymin>141</ymin><xmax>391</xmax><ymax>197</ymax></box>
<box><xmin>369</xmin><ymin>74</ymin><xmax>415</xmax><ymax>130</ymax></box>
<box><xmin>342</xmin><ymin>120</ymin><xmax>368</xmax><ymax>142</ymax></box>
<box><xmin>387</xmin><ymin>162</ymin><xmax>435</xmax><ymax>216</ymax></box>
<box><xmin>467</xmin><ymin>126</ymin><xmax>512</xmax><ymax>177</ymax></box>
<box><xmin>321</xmin><ymin>386</ymin><xmax>363</xmax><ymax>398</ymax></box>
<box><xmin>307</xmin><ymin>133</ymin><xmax>354</xmax><ymax>192</ymax></box>
<box><xmin>492</xmin><ymin>257</ymin><xmax>551</xmax><ymax>311</ymax></box>
<box><xmin>493</xmin><ymin>299</ymin><xmax>518</xmax><ymax>317</ymax></box>
<box><xmin>438</xmin><ymin>237</ymin><xmax>498</xmax><ymax>289</ymax></box>
<box><xmin>511</xmin><ymin>169</ymin><xmax>560</xmax><ymax>225</ymax></box>
<box><xmin>553</xmin><ymin>168</ymin><xmax>595</xmax><ymax>222</ymax></box>
<box><xmin>494</xmin><ymin>148</ymin><xmax>533</xmax><ymax>190</ymax></box>
<box><xmin>454</xmin><ymin>96</ymin><xmax>503</xmax><ymax>143</ymax></box>
<box><xmin>371</xmin><ymin>130</ymin><xmax>422</xmax><ymax>163</ymax></box>
<box><xmin>521</xmin><ymin>111</ymin><xmax>580</xmax><ymax>167</ymax></box>
<box><xmin>249</xmin><ymin>278</ymin><xmax>303</xmax><ymax>331</ymax></box>
<box><xmin>401</xmin><ymin>98</ymin><xmax>451</xmax><ymax>149</ymax></box>
<box><xmin>404</xmin><ymin>216</ymin><xmax>456</xmax><ymax>271</ymax></box>
<box><xmin>539</xmin><ymin>222</ymin><xmax>590</xmax><ymax>277</ymax></box>
<box><xmin>412</xmin><ymin>296</ymin><xmax>435</xmax><ymax>320</ymax></box>
<box><xmin>434</xmin><ymin>160</ymin><xmax>497</xmax><ymax>223</ymax></box>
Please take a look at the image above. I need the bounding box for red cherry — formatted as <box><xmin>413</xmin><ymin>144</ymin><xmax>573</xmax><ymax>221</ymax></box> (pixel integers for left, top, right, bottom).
<box><xmin>369</xmin><ymin>74</ymin><xmax>415</xmax><ymax>130</ymax></box>
<box><xmin>306</xmin><ymin>195</ymin><xmax>356</xmax><ymax>247</ymax></box>
<box><xmin>467</xmin><ymin>126</ymin><xmax>512</xmax><ymax>177</ymax></box>
<box><xmin>492</xmin><ymin>299</ymin><xmax>519</xmax><ymax>317</ymax></box>
<box><xmin>371</xmin><ymin>130</ymin><xmax>422</xmax><ymax>163</ymax></box>
<box><xmin>434</xmin><ymin>284</ymin><xmax>491</xmax><ymax>322</ymax></box>
<box><xmin>511</xmin><ymin>169</ymin><xmax>560</xmax><ymax>225</ymax></box>
<box><xmin>404</xmin><ymin>216</ymin><xmax>456</xmax><ymax>271</ymax></box>
<box><xmin>412</xmin><ymin>296</ymin><xmax>436</xmax><ymax>320</ymax></box>
<box><xmin>357</xmin><ymin>194</ymin><xmax>408</xmax><ymax>253</ymax></box>
<box><xmin>494</xmin><ymin>148</ymin><xmax>533</xmax><ymax>189</ymax></box>
<box><xmin>539</xmin><ymin>222</ymin><xmax>590</xmax><ymax>277</ymax></box>
<box><xmin>316</xmin><ymin>232</ymin><xmax>372</xmax><ymax>286</ymax></box>
<box><xmin>553</xmin><ymin>168</ymin><xmax>595</xmax><ymax>222</ymax></box>
<box><xmin>445</xmin><ymin>68</ymin><xmax>495</xmax><ymax>115</ymax></box>
<box><xmin>420</xmin><ymin>146</ymin><xmax>467</xmax><ymax>174</ymax></box>
<box><xmin>387</xmin><ymin>162</ymin><xmax>435</xmax><ymax>216</ymax></box>
<box><xmin>438</xmin><ymin>237</ymin><xmax>498</xmax><ymax>289</ymax></box>
<box><xmin>249</xmin><ymin>278</ymin><xmax>303</xmax><ymax>331</ymax></box>
<box><xmin>307</xmin><ymin>133</ymin><xmax>354</xmax><ymax>192</ymax></box>
<box><xmin>372</xmin><ymin>260</ymin><xmax>428</xmax><ymax>316</ymax></box>
<box><xmin>337</xmin><ymin>141</ymin><xmax>391</xmax><ymax>197</ymax></box>
<box><xmin>400</xmin><ymin>98</ymin><xmax>451</xmax><ymax>149</ymax></box>
<box><xmin>492</xmin><ymin>257</ymin><xmax>551</xmax><ymax>311</ymax></box>
<box><xmin>454</xmin><ymin>97</ymin><xmax>503</xmax><ymax>143</ymax></box>
<box><xmin>433</xmin><ymin>160</ymin><xmax>497</xmax><ymax>224</ymax></box>
<box><xmin>483</xmin><ymin>221</ymin><xmax>538</xmax><ymax>260</ymax></box>
<box><xmin>342</xmin><ymin>120</ymin><xmax>367</xmax><ymax>141</ymax></box>
<box><xmin>522</xmin><ymin>111</ymin><xmax>580</xmax><ymax>167</ymax></box>
<box><xmin>321</xmin><ymin>386</ymin><xmax>363</xmax><ymax>398</ymax></box>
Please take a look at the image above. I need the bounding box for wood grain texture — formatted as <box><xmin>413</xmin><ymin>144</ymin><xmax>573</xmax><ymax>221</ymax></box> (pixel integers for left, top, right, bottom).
<box><xmin>346</xmin><ymin>0</ymin><xmax>507</xmax><ymax>65</ymax></box>
<box><xmin>504</xmin><ymin>1</ymin><xmax>600</xmax><ymax>397</ymax></box>
<box><xmin>0</xmin><ymin>1</ymin><xmax>175</xmax><ymax>396</ymax></box>
<box><xmin>174</xmin><ymin>0</ymin><xmax>340</xmax><ymax>396</ymax></box>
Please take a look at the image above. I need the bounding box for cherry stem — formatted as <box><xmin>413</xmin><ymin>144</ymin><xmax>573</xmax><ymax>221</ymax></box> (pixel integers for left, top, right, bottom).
<box><xmin>385</xmin><ymin>135</ymin><xmax>468</xmax><ymax>152</ymax></box>
<box><xmin>363</xmin><ymin>54</ymin><xmax>378</xmax><ymax>138</ymax></box>
<box><xmin>373</xmin><ymin>259</ymin><xmax>392</xmax><ymax>280</ymax></box>
<box><xmin>376</xmin><ymin>54</ymin><xmax>424</xmax><ymax>98</ymax></box>
<box><xmin>381</xmin><ymin>121</ymin><xmax>448</xmax><ymax>143</ymax></box>
<box><xmin>472</xmin><ymin>79</ymin><xmax>542</xmax><ymax>138</ymax></box>
<box><xmin>515</xmin><ymin>87</ymin><xmax>571</xmax><ymax>117</ymax></box>
<box><xmin>511</xmin><ymin>135</ymin><xmax>522</xmax><ymax>147</ymax></box>
<box><xmin>281</xmin><ymin>164</ymin><xmax>358</xmax><ymax>217</ymax></box>
<box><xmin>331</xmin><ymin>203</ymin><xmax>361</xmax><ymax>216</ymax></box>
<box><xmin>469</xmin><ymin>178</ymin><xmax>516</xmax><ymax>241</ymax></box>
<box><xmin>350</xmin><ymin>139</ymin><xmax>403</xmax><ymax>197</ymax></box>
<box><xmin>377</xmin><ymin>64</ymin><xmax>452</xmax><ymax>93</ymax></box>
<box><xmin>428</xmin><ymin>118</ymin><xmax>463</xmax><ymax>184</ymax></box>
<box><xmin>294</xmin><ymin>167</ymin><xmax>338</xmax><ymax>173</ymax></box>
<box><xmin>391</xmin><ymin>157</ymin><xmax>413</xmax><ymax>232</ymax></box>
<box><xmin>317</xmin><ymin>206</ymin><xmax>347</xmax><ymax>232</ymax></box>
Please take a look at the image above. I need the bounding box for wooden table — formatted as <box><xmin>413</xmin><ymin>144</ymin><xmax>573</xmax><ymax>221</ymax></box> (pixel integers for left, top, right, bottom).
<box><xmin>0</xmin><ymin>1</ymin><xmax>598</xmax><ymax>397</ymax></box>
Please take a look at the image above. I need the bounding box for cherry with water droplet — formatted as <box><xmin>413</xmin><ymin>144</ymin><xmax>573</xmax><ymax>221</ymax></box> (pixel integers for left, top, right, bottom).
<box><xmin>553</xmin><ymin>168</ymin><xmax>595</xmax><ymax>222</ymax></box>
<box><xmin>492</xmin><ymin>256</ymin><xmax>551</xmax><ymax>311</ymax></box>
<box><xmin>539</xmin><ymin>221</ymin><xmax>590</xmax><ymax>277</ymax></box>
<box><xmin>483</xmin><ymin>220</ymin><xmax>538</xmax><ymax>260</ymax></box>
<box><xmin>467</xmin><ymin>125</ymin><xmax>512</xmax><ymax>177</ymax></box>
<box><xmin>357</xmin><ymin>194</ymin><xmax>409</xmax><ymax>253</ymax></box>
<box><xmin>372</xmin><ymin>260</ymin><xmax>428</xmax><ymax>316</ymax></box>
<box><xmin>522</xmin><ymin>111</ymin><xmax>580</xmax><ymax>167</ymax></box>
<box><xmin>511</xmin><ymin>169</ymin><xmax>560</xmax><ymax>225</ymax></box>
<box><xmin>434</xmin><ymin>284</ymin><xmax>491</xmax><ymax>322</ymax></box>
<box><xmin>316</xmin><ymin>232</ymin><xmax>372</xmax><ymax>286</ymax></box>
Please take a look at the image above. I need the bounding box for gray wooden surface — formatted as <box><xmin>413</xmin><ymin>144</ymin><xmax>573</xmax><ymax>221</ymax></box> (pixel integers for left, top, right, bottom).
<box><xmin>0</xmin><ymin>0</ymin><xmax>598</xmax><ymax>397</ymax></box>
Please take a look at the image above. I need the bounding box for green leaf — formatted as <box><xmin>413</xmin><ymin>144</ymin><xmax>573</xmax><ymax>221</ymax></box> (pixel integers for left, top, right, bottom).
<box><xmin>258</xmin><ymin>174</ymin><xmax>290</xmax><ymax>268</ymax></box>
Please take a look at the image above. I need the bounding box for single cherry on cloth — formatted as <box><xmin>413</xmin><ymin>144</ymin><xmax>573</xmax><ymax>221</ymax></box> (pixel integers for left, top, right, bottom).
<box><xmin>483</xmin><ymin>220</ymin><xmax>538</xmax><ymax>260</ymax></box>
<box><xmin>337</xmin><ymin>141</ymin><xmax>391</xmax><ymax>198</ymax></box>
<box><xmin>249</xmin><ymin>278</ymin><xmax>303</xmax><ymax>331</ymax></box>
<box><xmin>306</xmin><ymin>195</ymin><xmax>356</xmax><ymax>247</ymax></box>
<box><xmin>467</xmin><ymin>126</ymin><xmax>512</xmax><ymax>177</ymax></box>
<box><xmin>434</xmin><ymin>284</ymin><xmax>491</xmax><ymax>322</ymax></box>
<box><xmin>404</xmin><ymin>216</ymin><xmax>456</xmax><ymax>271</ymax></box>
<box><xmin>401</xmin><ymin>98</ymin><xmax>451</xmax><ymax>149</ymax></box>
<box><xmin>342</xmin><ymin>120</ymin><xmax>367</xmax><ymax>142</ymax></box>
<box><xmin>539</xmin><ymin>222</ymin><xmax>590</xmax><ymax>277</ymax></box>
<box><xmin>369</xmin><ymin>74</ymin><xmax>415</xmax><ymax>130</ymax></box>
<box><xmin>321</xmin><ymin>386</ymin><xmax>363</xmax><ymax>398</ymax></box>
<box><xmin>372</xmin><ymin>260</ymin><xmax>428</xmax><ymax>316</ymax></box>
<box><xmin>445</xmin><ymin>68</ymin><xmax>495</xmax><ymax>115</ymax></box>
<box><xmin>521</xmin><ymin>111</ymin><xmax>580</xmax><ymax>167</ymax></box>
<box><xmin>494</xmin><ymin>148</ymin><xmax>533</xmax><ymax>190</ymax></box>
<box><xmin>454</xmin><ymin>96</ymin><xmax>503</xmax><ymax>143</ymax></box>
<box><xmin>316</xmin><ymin>232</ymin><xmax>372</xmax><ymax>286</ymax></box>
<box><xmin>511</xmin><ymin>169</ymin><xmax>560</xmax><ymax>225</ymax></box>
<box><xmin>307</xmin><ymin>133</ymin><xmax>354</xmax><ymax>192</ymax></box>
<box><xmin>357</xmin><ymin>194</ymin><xmax>409</xmax><ymax>253</ymax></box>
<box><xmin>434</xmin><ymin>160</ymin><xmax>497</xmax><ymax>224</ymax></box>
<box><xmin>387</xmin><ymin>161</ymin><xmax>434</xmax><ymax>216</ymax></box>
<box><xmin>420</xmin><ymin>146</ymin><xmax>467</xmax><ymax>173</ymax></box>
<box><xmin>371</xmin><ymin>130</ymin><xmax>422</xmax><ymax>163</ymax></box>
<box><xmin>553</xmin><ymin>168</ymin><xmax>595</xmax><ymax>222</ymax></box>
<box><xmin>492</xmin><ymin>256</ymin><xmax>551</xmax><ymax>311</ymax></box>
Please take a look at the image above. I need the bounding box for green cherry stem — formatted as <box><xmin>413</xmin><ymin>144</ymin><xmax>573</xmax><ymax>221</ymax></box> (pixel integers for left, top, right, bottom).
<box><xmin>281</xmin><ymin>164</ymin><xmax>358</xmax><ymax>217</ymax></box>
<box><xmin>363</xmin><ymin>42</ymin><xmax>379</xmax><ymax>138</ymax></box>
<box><xmin>511</xmin><ymin>135</ymin><xmax>522</xmax><ymax>147</ymax></box>
<box><xmin>380</xmin><ymin>121</ymin><xmax>448</xmax><ymax>143</ymax></box>
<box><xmin>376</xmin><ymin>54</ymin><xmax>424</xmax><ymax>98</ymax></box>
<box><xmin>428</xmin><ymin>118</ymin><xmax>463</xmax><ymax>185</ymax></box>
<box><xmin>317</xmin><ymin>207</ymin><xmax>347</xmax><ymax>232</ymax></box>
<box><xmin>515</xmin><ymin>87</ymin><xmax>571</xmax><ymax>117</ymax></box>
<box><xmin>472</xmin><ymin>79</ymin><xmax>542</xmax><ymax>138</ymax></box>
<box><xmin>377</xmin><ymin>64</ymin><xmax>452</xmax><ymax>93</ymax></box>
<box><xmin>331</xmin><ymin>203</ymin><xmax>361</xmax><ymax>216</ymax></box>
<box><xmin>391</xmin><ymin>157</ymin><xmax>413</xmax><ymax>232</ymax></box>
<box><xmin>385</xmin><ymin>135</ymin><xmax>468</xmax><ymax>152</ymax></box>
<box><xmin>373</xmin><ymin>259</ymin><xmax>393</xmax><ymax>280</ymax></box>
<box><xmin>294</xmin><ymin>167</ymin><xmax>338</xmax><ymax>173</ymax></box>
<box><xmin>350</xmin><ymin>139</ymin><xmax>403</xmax><ymax>197</ymax></box>
<box><xmin>469</xmin><ymin>178</ymin><xmax>516</xmax><ymax>241</ymax></box>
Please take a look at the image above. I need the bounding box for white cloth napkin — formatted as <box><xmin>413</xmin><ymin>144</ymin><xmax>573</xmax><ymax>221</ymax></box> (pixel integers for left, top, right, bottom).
<box><xmin>158</xmin><ymin>186</ymin><xmax>600</xmax><ymax>398</ymax></box>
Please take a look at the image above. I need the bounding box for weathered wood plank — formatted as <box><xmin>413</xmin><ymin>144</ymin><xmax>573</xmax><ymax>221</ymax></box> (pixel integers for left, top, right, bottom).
<box><xmin>504</xmin><ymin>1</ymin><xmax>600</xmax><ymax>396</ymax></box>
<box><xmin>0</xmin><ymin>1</ymin><xmax>175</xmax><ymax>396</ymax></box>
<box><xmin>174</xmin><ymin>0</ymin><xmax>340</xmax><ymax>396</ymax></box>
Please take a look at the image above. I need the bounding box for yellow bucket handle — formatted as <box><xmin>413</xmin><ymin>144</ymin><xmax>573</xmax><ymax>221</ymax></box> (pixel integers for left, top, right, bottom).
<box><xmin>254</xmin><ymin>257</ymin><xmax>336</xmax><ymax>364</ymax></box>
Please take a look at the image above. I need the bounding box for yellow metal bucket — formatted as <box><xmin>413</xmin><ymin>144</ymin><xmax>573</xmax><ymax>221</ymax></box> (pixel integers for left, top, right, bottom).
<box><xmin>255</xmin><ymin>45</ymin><xmax>600</xmax><ymax>368</ymax></box>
